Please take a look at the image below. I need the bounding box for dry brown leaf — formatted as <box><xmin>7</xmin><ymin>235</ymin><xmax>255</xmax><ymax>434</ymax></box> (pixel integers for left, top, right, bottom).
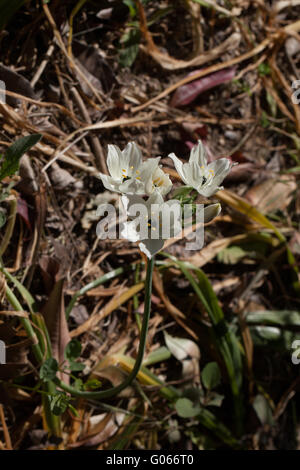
<box><xmin>41</xmin><ymin>278</ymin><xmax>70</xmax><ymax>383</ymax></box>
<box><xmin>186</xmin><ymin>235</ymin><xmax>247</xmax><ymax>267</ymax></box>
<box><xmin>132</xmin><ymin>20</ymin><xmax>300</xmax><ymax>113</ymax></box>
<box><xmin>49</xmin><ymin>162</ymin><xmax>76</xmax><ymax>190</ymax></box>
<box><xmin>70</xmin><ymin>282</ymin><xmax>145</xmax><ymax>337</ymax></box>
<box><xmin>140</xmin><ymin>32</ymin><xmax>241</xmax><ymax>71</ymax></box>
<box><xmin>245</xmin><ymin>176</ymin><xmax>297</xmax><ymax>213</ymax></box>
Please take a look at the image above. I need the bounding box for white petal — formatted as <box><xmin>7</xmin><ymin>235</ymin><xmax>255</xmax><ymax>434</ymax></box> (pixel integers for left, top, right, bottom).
<box><xmin>182</xmin><ymin>163</ymin><xmax>196</xmax><ymax>187</ymax></box>
<box><xmin>123</xmin><ymin>142</ymin><xmax>142</xmax><ymax>170</ymax></box>
<box><xmin>120</xmin><ymin>220</ymin><xmax>141</xmax><ymax>242</ymax></box>
<box><xmin>196</xmin><ymin>184</ymin><xmax>223</xmax><ymax>197</ymax></box>
<box><xmin>107</xmin><ymin>145</ymin><xmax>123</xmax><ymax>178</ymax></box>
<box><xmin>140</xmin><ymin>157</ymin><xmax>161</xmax><ymax>195</ymax></box>
<box><xmin>147</xmin><ymin>190</ymin><xmax>164</xmax><ymax>207</ymax></box>
<box><xmin>99</xmin><ymin>173</ymin><xmax>121</xmax><ymax>193</ymax></box>
<box><xmin>119</xmin><ymin>177</ymin><xmax>144</xmax><ymax>195</ymax></box>
<box><xmin>140</xmin><ymin>157</ymin><xmax>161</xmax><ymax>175</ymax></box>
<box><xmin>208</xmin><ymin>158</ymin><xmax>231</xmax><ymax>176</ymax></box>
<box><xmin>189</xmin><ymin>140</ymin><xmax>207</xmax><ymax>166</ymax></box>
<box><xmin>139</xmin><ymin>238</ymin><xmax>164</xmax><ymax>259</ymax></box>
<box><xmin>168</xmin><ymin>153</ymin><xmax>187</xmax><ymax>184</ymax></box>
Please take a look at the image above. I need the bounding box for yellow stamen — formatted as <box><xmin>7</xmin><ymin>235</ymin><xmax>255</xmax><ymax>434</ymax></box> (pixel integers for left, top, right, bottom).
<box><xmin>136</xmin><ymin>176</ymin><xmax>141</xmax><ymax>180</ymax></box>
<box><xmin>153</xmin><ymin>178</ymin><xmax>160</xmax><ymax>184</ymax></box>
<box><xmin>130</xmin><ymin>166</ymin><xmax>134</xmax><ymax>169</ymax></box>
<box><xmin>209</xmin><ymin>169</ymin><xmax>214</xmax><ymax>175</ymax></box>
<box><xmin>136</xmin><ymin>170</ymin><xmax>140</xmax><ymax>175</ymax></box>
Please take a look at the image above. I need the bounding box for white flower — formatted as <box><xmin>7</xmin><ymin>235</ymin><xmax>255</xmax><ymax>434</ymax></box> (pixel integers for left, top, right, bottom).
<box><xmin>147</xmin><ymin>165</ymin><xmax>172</xmax><ymax>196</ymax></box>
<box><xmin>99</xmin><ymin>142</ymin><xmax>172</xmax><ymax>196</ymax></box>
<box><xmin>120</xmin><ymin>192</ymin><xmax>222</xmax><ymax>259</ymax></box>
<box><xmin>169</xmin><ymin>140</ymin><xmax>233</xmax><ymax>197</ymax></box>
<box><xmin>120</xmin><ymin>191</ymin><xmax>182</xmax><ymax>259</ymax></box>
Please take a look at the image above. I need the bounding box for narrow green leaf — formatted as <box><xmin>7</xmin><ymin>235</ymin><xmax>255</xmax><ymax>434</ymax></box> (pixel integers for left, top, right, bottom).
<box><xmin>0</xmin><ymin>134</ymin><xmax>41</xmax><ymax>181</ymax></box>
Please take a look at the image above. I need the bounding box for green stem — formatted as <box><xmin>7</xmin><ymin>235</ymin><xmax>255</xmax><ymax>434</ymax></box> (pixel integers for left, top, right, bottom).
<box><xmin>133</xmin><ymin>262</ymin><xmax>142</xmax><ymax>331</ymax></box>
<box><xmin>5</xmin><ymin>278</ymin><xmax>61</xmax><ymax>436</ymax></box>
<box><xmin>66</xmin><ymin>266</ymin><xmax>128</xmax><ymax>320</ymax></box>
<box><xmin>54</xmin><ymin>256</ymin><xmax>154</xmax><ymax>399</ymax></box>
<box><xmin>5</xmin><ymin>285</ymin><xmax>43</xmax><ymax>364</ymax></box>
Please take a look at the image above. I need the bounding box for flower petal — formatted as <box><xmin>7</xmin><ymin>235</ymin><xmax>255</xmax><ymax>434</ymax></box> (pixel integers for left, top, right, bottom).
<box><xmin>196</xmin><ymin>184</ymin><xmax>223</xmax><ymax>197</ymax></box>
<box><xmin>208</xmin><ymin>158</ymin><xmax>231</xmax><ymax>179</ymax></box>
<box><xmin>182</xmin><ymin>163</ymin><xmax>198</xmax><ymax>187</ymax></box>
<box><xmin>189</xmin><ymin>140</ymin><xmax>207</xmax><ymax>166</ymax></box>
<box><xmin>123</xmin><ymin>142</ymin><xmax>142</xmax><ymax>170</ymax></box>
<box><xmin>119</xmin><ymin>177</ymin><xmax>144</xmax><ymax>195</ymax></box>
<box><xmin>107</xmin><ymin>145</ymin><xmax>123</xmax><ymax>178</ymax></box>
<box><xmin>99</xmin><ymin>173</ymin><xmax>121</xmax><ymax>192</ymax></box>
<box><xmin>120</xmin><ymin>220</ymin><xmax>142</xmax><ymax>242</ymax></box>
<box><xmin>168</xmin><ymin>153</ymin><xmax>187</xmax><ymax>184</ymax></box>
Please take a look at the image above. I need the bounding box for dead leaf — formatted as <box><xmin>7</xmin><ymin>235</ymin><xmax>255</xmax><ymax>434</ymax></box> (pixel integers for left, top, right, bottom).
<box><xmin>164</xmin><ymin>331</ymin><xmax>200</xmax><ymax>382</ymax></box>
<box><xmin>170</xmin><ymin>68</ymin><xmax>236</xmax><ymax>107</ymax></box>
<box><xmin>0</xmin><ymin>64</ymin><xmax>36</xmax><ymax>106</ymax></box>
<box><xmin>73</xmin><ymin>40</ymin><xmax>116</xmax><ymax>95</ymax></box>
<box><xmin>49</xmin><ymin>162</ymin><xmax>76</xmax><ymax>190</ymax></box>
<box><xmin>41</xmin><ymin>277</ymin><xmax>70</xmax><ymax>384</ymax></box>
<box><xmin>245</xmin><ymin>176</ymin><xmax>297</xmax><ymax>213</ymax></box>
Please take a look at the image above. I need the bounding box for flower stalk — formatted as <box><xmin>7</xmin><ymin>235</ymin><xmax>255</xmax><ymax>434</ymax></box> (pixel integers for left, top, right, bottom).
<box><xmin>54</xmin><ymin>256</ymin><xmax>155</xmax><ymax>399</ymax></box>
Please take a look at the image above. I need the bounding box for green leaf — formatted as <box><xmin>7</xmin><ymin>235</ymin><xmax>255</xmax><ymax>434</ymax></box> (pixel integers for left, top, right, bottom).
<box><xmin>142</xmin><ymin>346</ymin><xmax>171</xmax><ymax>366</ymax></box>
<box><xmin>258</xmin><ymin>63</ymin><xmax>271</xmax><ymax>76</ymax></box>
<box><xmin>266</xmin><ymin>91</ymin><xmax>277</xmax><ymax>117</ymax></box>
<box><xmin>64</xmin><ymin>339</ymin><xmax>82</xmax><ymax>361</ymax></box>
<box><xmin>161</xmin><ymin>253</ymin><xmax>244</xmax><ymax>434</ymax></box>
<box><xmin>40</xmin><ymin>357</ymin><xmax>58</xmax><ymax>382</ymax></box>
<box><xmin>246</xmin><ymin>310</ymin><xmax>300</xmax><ymax>327</ymax></box>
<box><xmin>119</xmin><ymin>29</ymin><xmax>140</xmax><ymax>68</ymax></box>
<box><xmin>123</xmin><ymin>0</ymin><xmax>136</xmax><ymax>18</ymax></box>
<box><xmin>175</xmin><ymin>398</ymin><xmax>201</xmax><ymax>418</ymax></box>
<box><xmin>206</xmin><ymin>392</ymin><xmax>224</xmax><ymax>407</ymax></box>
<box><xmin>0</xmin><ymin>211</ymin><xmax>6</xmax><ymax>228</ymax></box>
<box><xmin>84</xmin><ymin>378</ymin><xmax>102</xmax><ymax>390</ymax></box>
<box><xmin>201</xmin><ymin>362</ymin><xmax>221</xmax><ymax>390</ymax></box>
<box><xmin>253</xmin><ymin>394</ymin><xmax>274</xmax><ymax>426</ymax></box>
<box><xmin>172</xmin><ymin>186</ymin><xmax>193</xmax><ymax>200</ymax></box>
<box><xmin>49</xmin><ymin>392</ymin><xmax>68</xmax><ymax>415</ymax></box>
<box><xmin>119</xmin><ymin>43</ymin><xmax>140</xmax><ymax>68</ymax></box>
<box><xmin>68</xmin><ymin>360</ymin><xmax>85</xmax><ymax>372</ymax></box>
<box><xmin>261</xmin><ymin>111</ymin><xmax>270</xmax><ymax>128</ymax></box>
<box><xmin>0</xmin><ymin>134</ymin><xmax>41</xmax><ymax>181</ymax></box>
<box><xmin>217</xmin><ymin>246</ymin><xmax>247</xmax><ymax>264</ymax></box>
<box><xmin>73</xmin><ymin>378</ymin><xmax>84</xmax><ymax>390</ymax></box>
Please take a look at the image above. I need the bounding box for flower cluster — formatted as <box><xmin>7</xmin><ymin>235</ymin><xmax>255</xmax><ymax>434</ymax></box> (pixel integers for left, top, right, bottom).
<box><xmin>99</xmin><ymin>140</ymin><xmax>233</xmax><ymax>258</ymax></box>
